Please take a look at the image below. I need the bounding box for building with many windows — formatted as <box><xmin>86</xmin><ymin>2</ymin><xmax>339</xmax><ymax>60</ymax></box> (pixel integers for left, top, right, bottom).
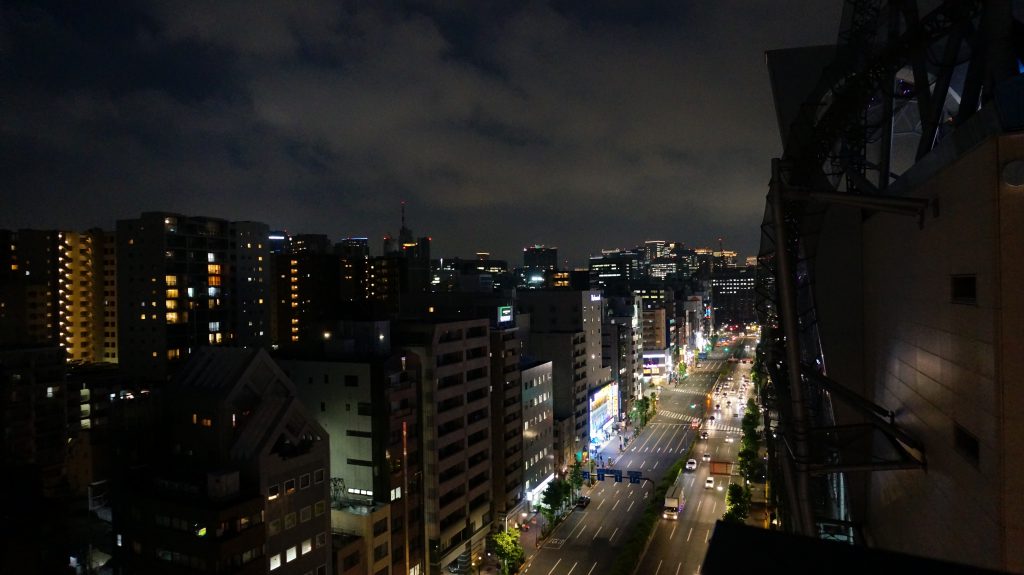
<box><xmin>394</xmin><ymin>318</ymin><xmax>492</xmax><ymax>575</ymax></box>
<box><xmin>116</xmin><ymin>213</ymin><xmax>271</xmax><ymax>378</ymax></box>
<box><xmin>112</xmin><ymin>348</ymin><xmax>332</xmax><ymax>574</ymax></box>
<box><xmin>276</xmin><ymin>320</ymin><xmax>424</xmax><ymax>575</ymax></box>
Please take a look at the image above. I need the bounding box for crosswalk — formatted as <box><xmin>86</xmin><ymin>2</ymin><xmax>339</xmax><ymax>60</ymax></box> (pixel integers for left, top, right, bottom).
<box><xmin>655</xmin><ymin>410</ymin><xmax>742</xmax><ymax>434</ymax></box>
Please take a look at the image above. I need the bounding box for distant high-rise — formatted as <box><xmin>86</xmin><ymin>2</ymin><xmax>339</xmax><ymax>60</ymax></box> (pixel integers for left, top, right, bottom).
<box><xmin>710</xmin><ymin>266</ymin><xmax>756</xmax><ymax>330</ymax></box>
<box><xmin>0</xmin><ymin>228</ymin><xmax>117</xmax><ymax>363</ymax></box>
<box><xmin>522</xmin><ymin>245</ymin><xmax>557</xmax><ymax>287</ymax></box>
<box><xmin>116</xmin><ymin>212</ymin><xmax>271</xmax><ymax>378</ymax></box>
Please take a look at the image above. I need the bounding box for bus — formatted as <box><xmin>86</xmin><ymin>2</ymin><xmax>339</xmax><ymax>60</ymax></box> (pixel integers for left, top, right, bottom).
<box><xmin>662</xmin><ymin>472</ymin><xmax>686</xmax><ymax>520</ymax></box>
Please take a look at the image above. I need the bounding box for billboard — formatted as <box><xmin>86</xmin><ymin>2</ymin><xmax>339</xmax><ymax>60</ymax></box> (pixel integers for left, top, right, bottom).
<box><xmin>498</xmin><ymin>305</ymin><xmax>513</xmax><ymax>323</ymax></box>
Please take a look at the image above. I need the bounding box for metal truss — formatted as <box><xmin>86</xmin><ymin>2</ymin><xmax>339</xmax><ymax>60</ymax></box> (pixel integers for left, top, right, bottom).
<box><xmin>755</xmin><ymin>0</ymin><xmax>1020</xmax><ymax>539</ymax></box>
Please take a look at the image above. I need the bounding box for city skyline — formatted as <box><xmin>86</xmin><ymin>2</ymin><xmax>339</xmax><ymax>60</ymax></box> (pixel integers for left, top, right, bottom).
<box><xmin>1</xmin><ymin>1</ymin><xmax>841</xmax><ymax>265</ymax></box>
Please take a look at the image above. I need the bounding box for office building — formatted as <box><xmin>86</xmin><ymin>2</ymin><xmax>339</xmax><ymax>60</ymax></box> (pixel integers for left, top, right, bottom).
<box><xmin>276</xmin><ymin>321</ymin><xmax>424</xmax><ymax>575</ymax></box>
<box><xmin>520</xmin><ymin>359</ymin><xmax>554</xmax><ymax>514</ymax></box>
<box><xmin>519</xmin><ymin>290</ymin><xmax>610</xmax><ymax>462</ymax></box>
<box><xmin>710</xmin><ymin>266</ymin><xmax>756</xmax><ymax>330</ymax></box>
<box><xmin>394</xmin><ymin>318</ymin><xmax>492</xmax><ymax>575</ymax></box>
<box><xmin>522</xmin><ymin>246</ymin><xmax>557</xmax><ymax>288</ymax></box>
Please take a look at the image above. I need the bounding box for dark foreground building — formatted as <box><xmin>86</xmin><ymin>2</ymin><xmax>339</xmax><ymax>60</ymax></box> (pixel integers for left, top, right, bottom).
<box><xmin>113</xmin><ymin>348</ymin><xmax>332</xmax><ymax>574</ymax></box>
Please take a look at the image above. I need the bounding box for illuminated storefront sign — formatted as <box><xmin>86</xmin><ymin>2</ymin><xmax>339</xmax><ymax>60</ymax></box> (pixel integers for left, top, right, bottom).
<box><xmin>589</xmin><ymin>381</ymin><xmax>620</xmax><ymax>445</ymax></box>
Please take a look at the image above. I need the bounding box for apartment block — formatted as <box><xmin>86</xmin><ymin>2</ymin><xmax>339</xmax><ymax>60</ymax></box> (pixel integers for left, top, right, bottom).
<box><xmin>116</xmin><ymin>213</ymin><xmax>271</xmax><ymax>378</ymax></box>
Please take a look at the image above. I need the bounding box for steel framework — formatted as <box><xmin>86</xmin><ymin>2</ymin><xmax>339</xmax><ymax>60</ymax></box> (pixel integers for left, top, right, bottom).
<box><xmin>756</xmin><ymin>0</ymin><xmax>1020</xmax><ymax>539</ymax></box>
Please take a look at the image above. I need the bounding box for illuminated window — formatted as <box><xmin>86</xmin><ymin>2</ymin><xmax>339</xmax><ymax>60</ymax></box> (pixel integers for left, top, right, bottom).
<box><xmin>301</xmin><ymin>538</ymin><xmax>312</xmax><ymax>555</ymax></box>
<box><xmin>285</xmin><ymin>479</ymin><xmax>296</xmax><ymax>494</ymax></box>
<box><xmin>166</xmin><ymin>288</ymin><xmax>179</xmax><ymax>298</ymax></box>
<box><xmin>165</xmin><ymin>275</ymin><xmax>177</xmax><ymax>286</ymax></box>
<box><xmin>269</xmin><ymin>554</ymin><xmax>281</xmax><ymax>570</ymax></box>
<box><xmin>207</xmin><ymin>264</ymin><xmax>221</xmax><ymax>275</ymax></box>
<box><xmin>285</xmin><ymin>546</ymin><xmax>297</xmax><ymax>563</ymax></box>
<box><xmin>207</xmin><ymin>252</ymin><xmax>216</xmax><ymax>263</ymax></box>
<box><xmin>192</xmin><ymin>413</ymin><xmax>197</xmax><ymax>424</ymax></box>
<box><xmin>208</xmin><ymin>275</ymin><xmax>221</xmax><ymax>286</ymax></box>
<box><xmin>268</xmin><ymin>485</ymin><xmax>280</xmax><ymax>500</ymax></box>
<box><xmin>209</xmin><ymin>322</ymin><xmax>220</xmax><ymax>332</ymax></box>
<box><xmin>201</xmin><ymin>418</ymin><xmax>212</xmax><ymax>427</ymax></box>
<box><xmin>167</xmin><ymin>348</ymin><xmax>180</xmax><ymax>360</ymax></box>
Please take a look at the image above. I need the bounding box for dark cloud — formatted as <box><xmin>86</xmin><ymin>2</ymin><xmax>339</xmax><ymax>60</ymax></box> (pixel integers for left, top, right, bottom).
<box><xmin>0</xmin><ymin>0</ymin><xmax>841</xmax><ymax>264</ymax></box>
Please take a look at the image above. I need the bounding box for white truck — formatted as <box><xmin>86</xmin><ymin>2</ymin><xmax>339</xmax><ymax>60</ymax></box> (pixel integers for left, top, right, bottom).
<box><xmin>663</xmin><ymin>473</ymin><xmax>686</xmax><ymax>519</ymax></box>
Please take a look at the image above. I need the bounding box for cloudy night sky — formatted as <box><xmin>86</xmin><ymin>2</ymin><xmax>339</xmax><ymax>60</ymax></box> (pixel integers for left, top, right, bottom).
<box><xmin>2</xmin><ymin>1</ymin><xmax>842</xmax><ymax>266</ymax></box>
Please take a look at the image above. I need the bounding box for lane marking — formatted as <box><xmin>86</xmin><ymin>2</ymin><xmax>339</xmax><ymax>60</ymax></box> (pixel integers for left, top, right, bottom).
<box><xmin>612</xmin><ymin>500</ymin><xmax>620</xmax><ymax>511</ymax></box>
<box><xmin>687</xmin><ymin>527</ymin><xmax>693</xmax><ymax>541</ymax></box>
<box><xmin>670</xmin><ymin>523</ymin><xmax>677</xmax><ymax>540</ymax></box>
<box><xmin>655</xmin><ymin>560</ymin><xmax>663</xmax><ymax>575</ymax></box>
<box><xmin>547</xmin><ymin>559</ymin><xmax>562</xmax><ymax>575</ymax></box>
<box><xmin>592</xmin><ymin>525</ymin><xmax>603</xmax><ymax>540</ymax></box>
<box><xmin>696</xmin><ymin>500</ymin><xmax>702</xmax><ymax>512</ymax></box>
<box><xmin>627</xmin><ymin>500</ymin><xmax>635</xmax><ymax>512</ymax></box>
<box><xmin>566</xmin><ymin>562</ymin><xmax>578</xmax><ymax>575</ymax></box>
<box><xmin>705</xmin><ymin>529</ymin><xmax>711</xmax><ymax>543</ymax></box>
<box><xmin>610</xmin><ymin>527</ymin><xmax>619</xmax><ymax>543</ymax></box>
<box><xmin>586</xmin><ymin>562</ymin><xmax>597</xmax><ymax>575</ymax></box>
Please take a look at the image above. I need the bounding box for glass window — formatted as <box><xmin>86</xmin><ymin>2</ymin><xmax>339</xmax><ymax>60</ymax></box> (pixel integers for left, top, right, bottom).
<box><xmin>284</xmin><ymin>513</ymin><xmax>296</xmax><ymax>529</ymax></box>
<box><xmin>269</xmin><ymin>554</ymin><xmax>281</xmax><ymax>570</ymax></box>
<box><xmin>285</xmin><ymin>479</ymin><xmax>296</xmax><ymax>494</ymax></box>
<box><xmin>300</xmin><ymin>473</ymin><xmax>310</xmax><ymax>489</ymax></box>
<box><xmin>300</xmin><ymin>506</ymin><xmax>311</xmax><ymax>523</ymax></box>
<box><xmin>314</xmin><ymin>469</ymin><xmax>324</xmax><ymax>483</ymax></box>
<box><xmin>286</xmin><ymin>546</ymin><xmax>297</xmax><ymax>563</ymax></box>
<box><xmin>268</xmin><ymin>485</ymin><xmax>280</xmax><ymax>500</ymax></box>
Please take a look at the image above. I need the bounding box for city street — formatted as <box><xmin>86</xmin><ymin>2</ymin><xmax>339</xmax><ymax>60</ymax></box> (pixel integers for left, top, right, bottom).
<box><xmin>521</xmin><ymin>338</ymin><xmax>751</xmax><ymax>575</ymax></box>
<box><xmin>637</xmin><ymin>335</ymin><xmax>756</xmax><ymax>575</ymax></box>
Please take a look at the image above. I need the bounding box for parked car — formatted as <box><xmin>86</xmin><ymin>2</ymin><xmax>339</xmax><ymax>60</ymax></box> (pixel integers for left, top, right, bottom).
<box><xmin>576</xmin><ymin>496</ymin><xmax>591</xmax><ymax>508</ymax></box>
<box><xmin>685</xmin><ymin>459</ymin><xmax>698</xmax><ymax>471</ymax></box>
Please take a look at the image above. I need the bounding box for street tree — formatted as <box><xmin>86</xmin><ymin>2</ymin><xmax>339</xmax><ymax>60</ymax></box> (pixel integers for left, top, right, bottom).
<box><xmin>490</xmin><ymin>527</ymin><xmax>524</xmax><ymax>575</ymax></box>
<box><xmin>725</xmin><ymin>483</ymin><xmax>752</xmax><ymax>521</ymax></box>
<box><xmin>569</xmin><ymin>460</ymin><xmax>584</xmax><ymax>495</ymax></box>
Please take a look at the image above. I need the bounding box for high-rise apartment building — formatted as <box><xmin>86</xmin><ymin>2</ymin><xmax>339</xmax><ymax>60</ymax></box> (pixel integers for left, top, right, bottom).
<box><xmin>0</xmin><ymin>229</ymin><xmax>117</xmax><ymax>363</ymax></box>
<box><xmin>116</xmin><ymin>212</ymin><xmax>271</xmax><ymax>378</ymax></box>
